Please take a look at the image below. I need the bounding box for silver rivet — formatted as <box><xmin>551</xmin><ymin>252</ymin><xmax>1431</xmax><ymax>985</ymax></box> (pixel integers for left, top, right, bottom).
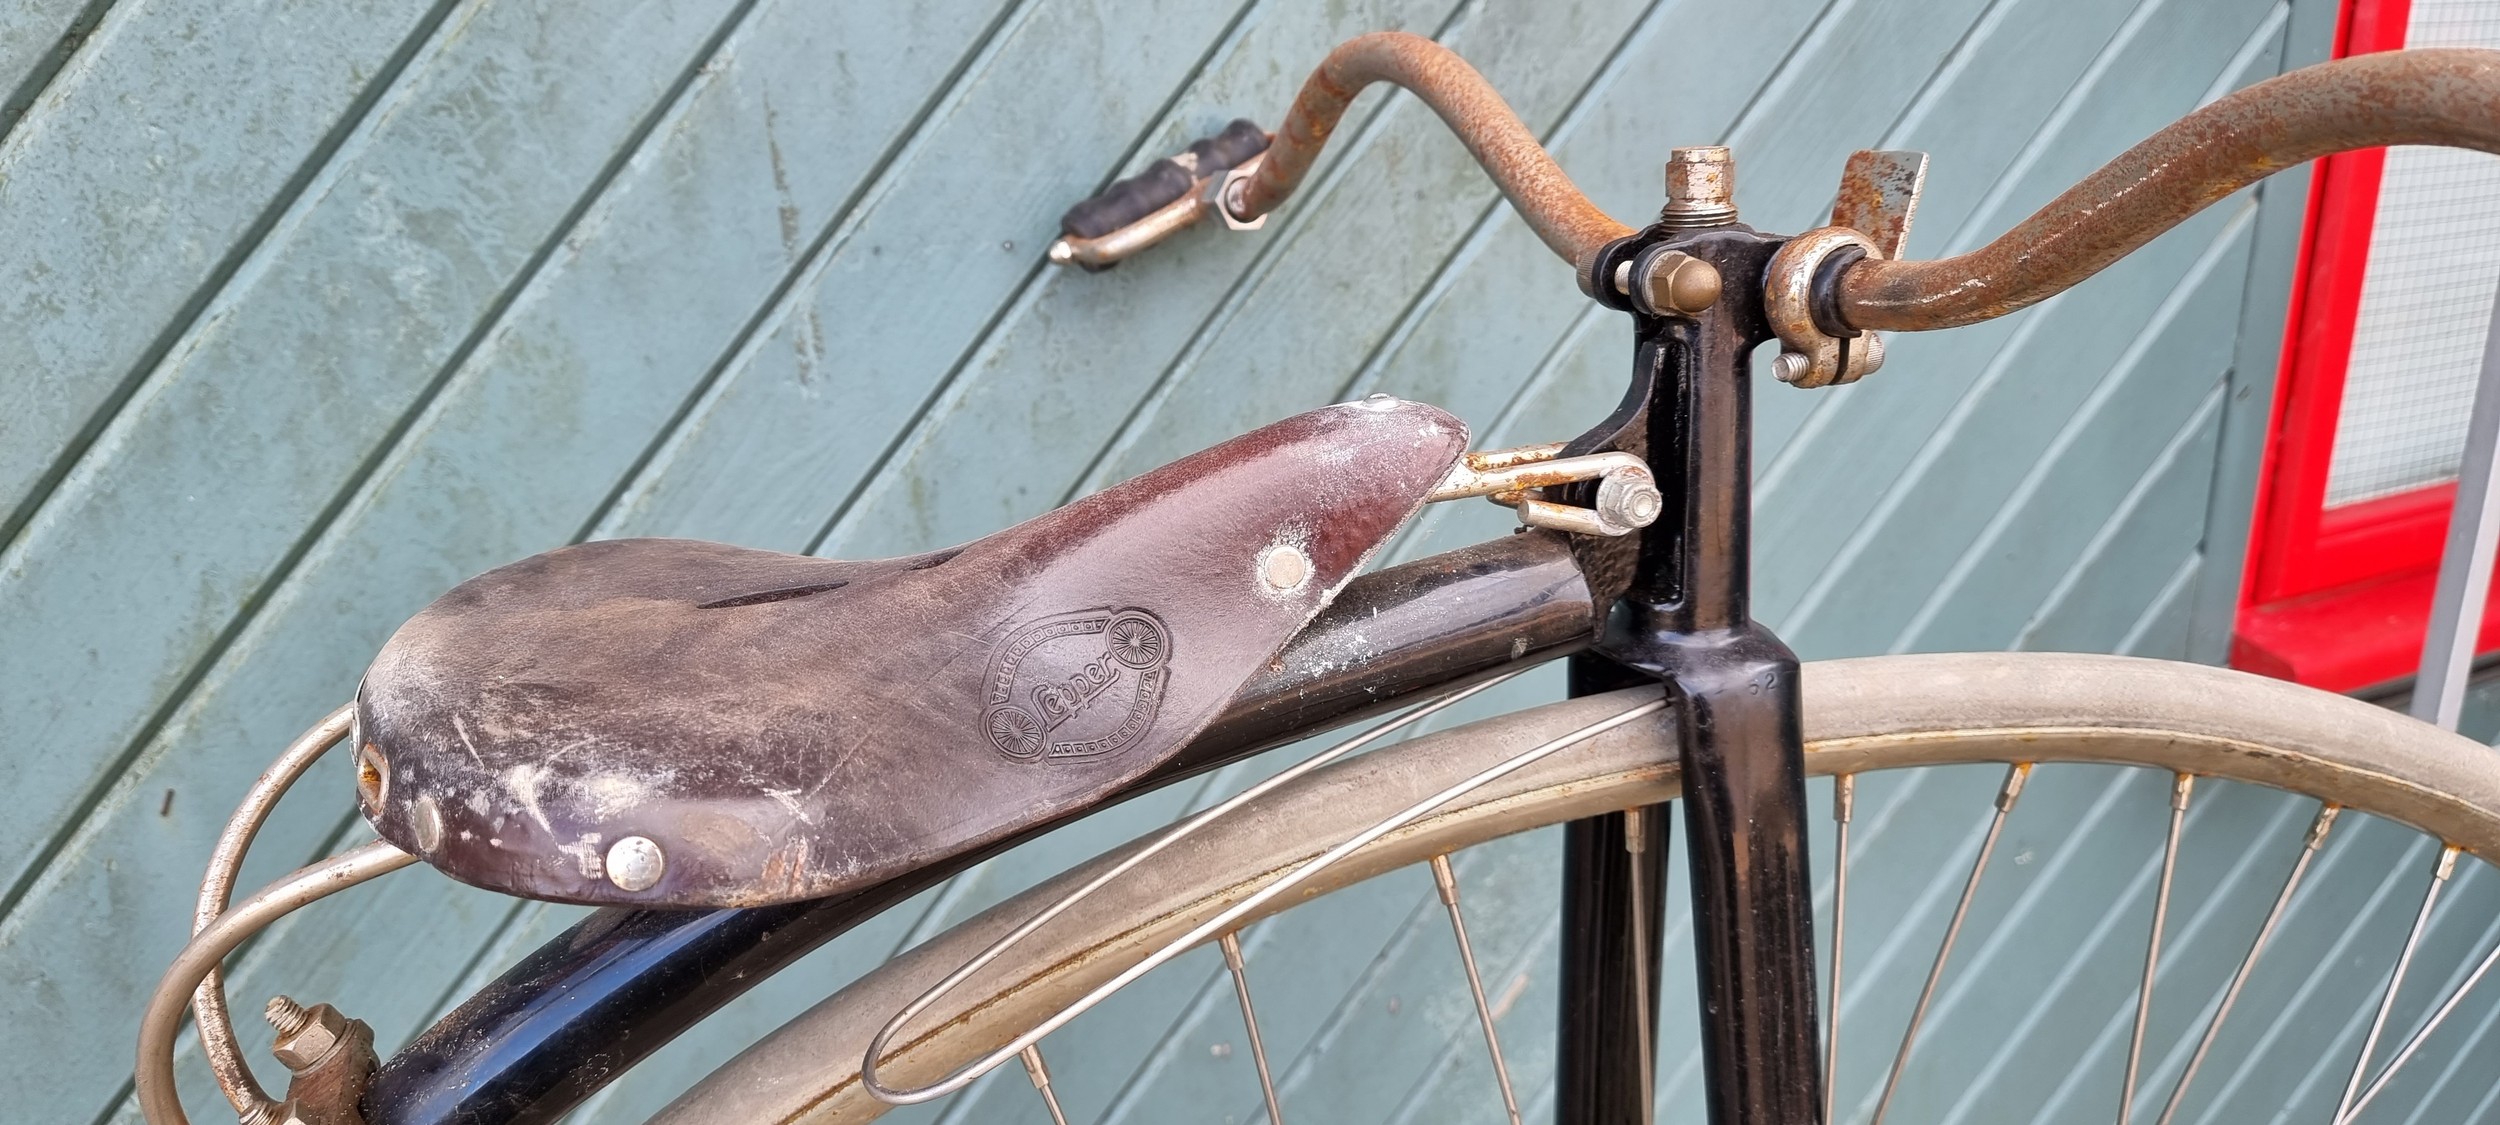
<box><xmin>607</xmin><ymin>835</ymin><xmax>665</xmax><ymax>892</ymax></box>
<box><xmin>410</xmin><ymin>795</ymin><xmax>443</xmax><ymax>853</ymax></box>
<box><xmin>1259</xmin><ymin>545</ymin><xmax>1311</xmax><ymax>593</ymax></box>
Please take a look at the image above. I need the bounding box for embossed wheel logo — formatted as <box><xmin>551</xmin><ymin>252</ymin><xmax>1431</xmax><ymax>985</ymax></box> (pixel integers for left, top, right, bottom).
<box><xmin>982</xmin><ymin>608</ymin><xmax>1172</xmax><ymax>763</ymax></box>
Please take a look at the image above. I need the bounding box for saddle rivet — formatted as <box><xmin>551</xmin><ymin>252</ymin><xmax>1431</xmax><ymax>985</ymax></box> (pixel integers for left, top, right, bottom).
<box><xmin>1259</xmin><ymin>544</ymin><xmax>1310</xmax><ymax>593</ymax></box>
<box><xmin>607</xmin><ymin>835</ymin><xmax>666</xmax><ymax>892</ymax></box>
<box><xmin>409</xmin><ymin>795</ymin><xmax>443</xmax><ymax>853</ymax></box>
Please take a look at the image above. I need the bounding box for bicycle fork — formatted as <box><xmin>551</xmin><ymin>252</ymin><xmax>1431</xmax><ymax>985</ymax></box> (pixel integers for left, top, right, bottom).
<box><xmin>1559</xmin><ymin>149</ymin><xmax>1823</xmax><ymax>1125</ymax></box>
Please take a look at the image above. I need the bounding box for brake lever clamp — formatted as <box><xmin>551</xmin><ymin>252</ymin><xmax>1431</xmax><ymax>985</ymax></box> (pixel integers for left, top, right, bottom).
<box><xmin>1762</xmin><ymin>149</ymin><xmax>1929</xmax><ymax>389</ymax></box>
<box><xmin>1764</xmin><ymin>227</ymin><xmax>1884</xmax><ymax>389</ymax></box>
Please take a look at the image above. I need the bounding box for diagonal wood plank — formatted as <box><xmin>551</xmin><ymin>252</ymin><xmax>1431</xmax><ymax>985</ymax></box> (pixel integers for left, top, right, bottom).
<box><xmin>3</xmin><ymin>0</ymin><xmax>785</xmax><ymax>1111</ymax></box>
<box><xmin>0</xmin><ymin>0</ymin><xmax>454</xmax><ymax>540</ymax></box>
<box><xmin>0</xmin><ymin>0</ymin><xmax>109</xmax><ymax>142</ymax></box>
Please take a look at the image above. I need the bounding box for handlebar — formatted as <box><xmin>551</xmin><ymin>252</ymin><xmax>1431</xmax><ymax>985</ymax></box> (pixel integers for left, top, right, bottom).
<box><xmin>1228</xmin><ymin>32</ymin><xmax>1633</xmax><ymax>265</ymax></box>
<box><xmin>1170</xmin><ymin>34</ymin><xmax>2500</xmax><ymax>341</ymax></box>
<box><xmin>1836</xmin><ymin>47</ymin><xmax>2500</xmax><ymax>332</ymax></box>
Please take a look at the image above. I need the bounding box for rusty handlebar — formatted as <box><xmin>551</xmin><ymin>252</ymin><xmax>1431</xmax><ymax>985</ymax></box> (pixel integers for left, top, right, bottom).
<box><xmin>1836</xmin><ymin>47</ymin><xmax>2500</xmax><ymax>332</ymax></box>
<box><xmin>1235</xmin><ymin>37</ymin><xmax>2500</xmax><ymax>337</ymax></box>
<box><xmin>1229</xmin><ymin>31</ymin><xmax>1635</xmax><ymax>265</ymax></box>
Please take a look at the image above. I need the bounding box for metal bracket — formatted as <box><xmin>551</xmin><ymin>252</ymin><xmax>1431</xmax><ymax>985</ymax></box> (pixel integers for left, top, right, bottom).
<box><xmin>1763</xmin><ymin>149</ymin><xmax>1928</xmax><ymax>388</ymax></box>
<box><xmin>262</xmin><ymin>997</ymin><xmax>378</xmax><ymax>1125</ymax></box>
<box><xmin>1428</xmin><ymin>442</ymin><xmax>1663</xmax><ymax>537</ymax></box>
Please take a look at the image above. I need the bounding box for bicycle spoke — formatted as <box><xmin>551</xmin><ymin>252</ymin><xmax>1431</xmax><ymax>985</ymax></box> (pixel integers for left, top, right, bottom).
<box><xmin>2333</xmin><ymin>844</ymin><xmax>2460</xmax><ymax>1124</ymax></box>
<box><xmin>1625</xmin><ymin>805</ymin><xmax>1656</xmax><ymax>1125</ymax></box>
<box><xmin>1019</xmin><ymin>1046</ymin><xmax>1072</xmax><ymax>1125</ymax></box>
<box><xmin>1828</xmin><ymin>774</ymin><xmax>1856</xmax><ymax>1125</ymax></box>
<box><xmin>2120</xmin><ymin>774</ymin><xmax>2194</xmax><ymax>1125</ymax></box>
<box><xmin>2157</xmin><ymin>804</ymin><xmax>2339</xmax><ymax>1125</ymax></box>
<box><xmin>1220</xmin><ymin>931</ymin><xmax>1286</xmax><ymax>1125</ymax></box>
<box><xmin>1872</xmin><ymin>762</ymin><xmax>2030</xmax><ymax>1125</ymax></box>
<box><xmin>1430</xmin><ymin>853</ymin><xmax>1524</xmax><ymax>1125</ymax></box>
<box><xmin>2344</xmin><ymin>906</ymin><xmax>2500</xmax><ymax>1121</ymax></box>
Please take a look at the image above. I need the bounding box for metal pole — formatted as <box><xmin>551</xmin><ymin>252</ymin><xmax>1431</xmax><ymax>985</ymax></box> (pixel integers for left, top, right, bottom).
<box><xmin>2410</xmin><ymin>283</ymin><xmax>2500</xmax><ymax>730</ymax></box>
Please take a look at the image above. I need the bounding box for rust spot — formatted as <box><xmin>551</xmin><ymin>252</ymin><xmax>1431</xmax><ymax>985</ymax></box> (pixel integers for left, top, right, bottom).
<box><xmin>1829</xmin><ymin>150</ymin><xmax>1927</xmax><ymax>260</ymax></box>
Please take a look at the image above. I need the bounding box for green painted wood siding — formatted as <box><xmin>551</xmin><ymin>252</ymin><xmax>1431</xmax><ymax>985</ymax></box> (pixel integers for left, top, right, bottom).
<box><xmin>5</xmin><ymin>0</ymin><xmax>2492</xmax><ymax>1121</ymax></box>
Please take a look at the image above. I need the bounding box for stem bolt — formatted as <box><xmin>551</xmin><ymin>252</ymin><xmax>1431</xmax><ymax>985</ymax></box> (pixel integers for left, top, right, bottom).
<box><xmin>1636</xmin><ymin>249</ymin><xmax>1721</xmax><ymax>317</ymax></box>
<box><xmin>1661</xmin><ymin>146</ymin><xmax>1737</xmax><ymax>229</ymax></box>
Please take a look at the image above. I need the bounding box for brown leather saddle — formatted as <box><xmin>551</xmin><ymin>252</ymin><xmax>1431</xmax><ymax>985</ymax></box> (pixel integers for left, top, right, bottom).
<box><xmin>354</xmin><ymin>398</ymin><xmax>1468</xmax><ymax>907</ymax></box>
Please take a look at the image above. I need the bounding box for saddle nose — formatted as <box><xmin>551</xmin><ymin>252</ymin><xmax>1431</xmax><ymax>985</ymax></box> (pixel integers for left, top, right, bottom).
<box><xmin>353</xmin><ymin>397</ymin><xmax>1469</xmax><ymax>907</ymax></box>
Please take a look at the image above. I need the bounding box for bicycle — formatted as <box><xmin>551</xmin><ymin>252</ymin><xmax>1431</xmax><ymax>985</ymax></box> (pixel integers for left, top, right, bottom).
<box><xmin>135</xmin><ymin>29</ymin><xmax>2500</xmax><ymax>1125</ymax></box>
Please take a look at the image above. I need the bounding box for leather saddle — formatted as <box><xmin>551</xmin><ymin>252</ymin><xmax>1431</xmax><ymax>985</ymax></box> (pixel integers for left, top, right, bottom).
<box><xmin>355</xmin><ymin>398</ymin><xmax>1468</xmax><ymax>907</ymax></box>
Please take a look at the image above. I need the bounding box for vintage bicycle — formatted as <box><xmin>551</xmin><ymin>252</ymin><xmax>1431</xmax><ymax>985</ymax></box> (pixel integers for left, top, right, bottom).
<box><xmin>137</xmin><ymin>31</ymin><xmax>2500</xmax><ymax>1125</ymax></box>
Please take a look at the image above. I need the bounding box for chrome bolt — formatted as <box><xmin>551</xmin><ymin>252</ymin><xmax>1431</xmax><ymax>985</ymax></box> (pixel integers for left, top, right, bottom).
<box><xmin>606</xmin><ymin>835</ymin><xmax>666</xmax><ymax>892</ymax></box>
<box><xmin>1772</xmin><ymin>351</ymin><xmax>1812</xmax><ymax>384</ymax></box>
<box><xmin>1596</xmin><ymin>469</ymin><xmax>1664</xmax><ymax>531</ymax></box>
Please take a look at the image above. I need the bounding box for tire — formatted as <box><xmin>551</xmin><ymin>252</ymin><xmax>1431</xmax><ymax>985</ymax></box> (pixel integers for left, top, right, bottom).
<box><xmin>649</xmin><ymin>653</ymin><xmax>2500</xmax><ymax>1125</ymax></box>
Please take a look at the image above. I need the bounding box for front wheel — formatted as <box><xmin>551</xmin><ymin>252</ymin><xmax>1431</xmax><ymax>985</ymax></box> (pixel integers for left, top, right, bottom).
<box><xmin>653</xmin><ymin>653</ymin><xmax>2500</xmax><ymax>1125</ymax></box>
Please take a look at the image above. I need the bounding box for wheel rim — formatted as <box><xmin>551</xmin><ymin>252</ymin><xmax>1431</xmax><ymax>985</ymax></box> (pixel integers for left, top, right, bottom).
<box><xmin>651</xmin><ymin>653</ymin><xmax>2500</xmax><ymax>1125</ymax></box>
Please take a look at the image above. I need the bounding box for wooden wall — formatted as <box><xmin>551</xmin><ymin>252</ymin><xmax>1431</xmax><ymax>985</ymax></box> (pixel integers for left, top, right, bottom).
<box><xmin>7</xmin><ymin>0</ymin><xmax>2496</xmax><ymax>1121</ymax></box>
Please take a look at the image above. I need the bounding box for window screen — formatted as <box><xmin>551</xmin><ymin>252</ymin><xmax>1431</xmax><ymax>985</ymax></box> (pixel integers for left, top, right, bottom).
<box><xmin>2322</xmin><ymin>1</ymin><xmax>2500</xmax><ymax>507</ymax></box>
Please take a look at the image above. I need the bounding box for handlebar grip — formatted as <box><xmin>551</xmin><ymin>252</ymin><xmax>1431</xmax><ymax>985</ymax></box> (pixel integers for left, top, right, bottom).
<box><xmin>1059</xmin><ymin>119</ymin><xmax>1270</xmax><ymax>240</ymax></box>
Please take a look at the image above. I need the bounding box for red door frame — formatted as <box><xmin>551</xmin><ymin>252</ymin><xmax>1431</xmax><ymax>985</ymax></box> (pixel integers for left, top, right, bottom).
<box><xmin>2231</xmin><ymin>0</ymin><xmax>2500</xmax><ymax>691</ymax></box>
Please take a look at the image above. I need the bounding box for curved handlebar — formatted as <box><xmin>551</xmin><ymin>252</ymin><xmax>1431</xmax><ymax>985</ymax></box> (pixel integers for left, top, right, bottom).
<box><xmin>1230</xmin><ymin>31</ymin><xmax>1634</xmax><ymax>265</ymax></box>
<box><xmin>1836</xmin><ymin>47</ymin><xmax>2500</xmax><ymax>333</ymax></box>
<box><xmin>1246</xmin><ymin>37</ymin><xmax>2500</xmax><ymax>338</ymax></box>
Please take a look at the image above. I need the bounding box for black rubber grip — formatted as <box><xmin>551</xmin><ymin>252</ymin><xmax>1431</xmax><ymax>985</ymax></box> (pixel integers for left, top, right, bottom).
<box><xmin>1184</xmin><ymin>117</ymin><xmax>1271</xmax><ymax>179</ymax></box>
<box><xmin>1060</xmin><ymin>119</ymin><xmax>1271</xmax><ymax>240</ymax></box>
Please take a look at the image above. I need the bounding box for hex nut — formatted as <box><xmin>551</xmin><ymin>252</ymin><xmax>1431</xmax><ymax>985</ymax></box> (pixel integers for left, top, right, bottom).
<box><xmin>1596</xmin><ymin>470</ymin><xmax>1665</xmax><ymax>531</ymax></box>
<box><xmin>1637</xmin><ymin>250</ymin><xmax>1721</xmax><ymax>317</ymax></box>
<box><xmin>271</xmin><ymin>1002</ymin><xmax>349</xmax><ymax>1073</ymax></box>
